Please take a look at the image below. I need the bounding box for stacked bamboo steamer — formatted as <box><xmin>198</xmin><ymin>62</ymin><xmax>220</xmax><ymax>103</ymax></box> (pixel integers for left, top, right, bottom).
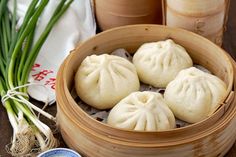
<box><xmin>56</xmin><ymin>25</ymin><xmax>235</xmax><ymax>157</ymax></box>
<box><xmin>163</xmin><ymin>0</ymin><xmax>230</xmax><ymax>46</ymax></box>
<box><xmin>94</xmin><ymin>0</ymin><xmax>163</xmax><ymax>31</ymax></box>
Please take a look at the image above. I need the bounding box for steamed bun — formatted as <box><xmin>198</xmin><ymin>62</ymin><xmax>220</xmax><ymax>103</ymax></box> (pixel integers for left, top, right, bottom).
<box><xmin>75</xmin><ymin>54</ymin><xmax>140</xmax><ymax>109</ymax></box>
<box><xmin>164</xmin><ymin>67</ymin><xmax>227</xmax><ymax>123</ymax></box>
<box><xmin>133</xmin><ymin>39</ymin><xmax>193</xmax><ymax>87</ymax></box>
<box><xmin>107</xmin><ymin>91</ymin><xmax>176</xmax><ymax>131</ymax></box>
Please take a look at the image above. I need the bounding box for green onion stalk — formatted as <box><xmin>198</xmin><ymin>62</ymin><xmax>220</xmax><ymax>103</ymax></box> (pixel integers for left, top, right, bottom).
<box><xmin>0</xmin><ymin>0</ymin><xmax>73</xmax><ymax>156</ymax></box>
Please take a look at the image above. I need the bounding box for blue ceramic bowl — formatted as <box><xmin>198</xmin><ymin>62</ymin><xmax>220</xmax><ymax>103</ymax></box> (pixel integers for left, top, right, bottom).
<box><xmin>38</xmin><ymin>148</ymin><xmax>82</xmax><ymax>157</ymax></box>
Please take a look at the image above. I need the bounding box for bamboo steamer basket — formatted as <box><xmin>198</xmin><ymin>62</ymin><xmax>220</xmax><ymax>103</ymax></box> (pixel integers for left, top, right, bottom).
<box><xmin>56</xmin><ymin>25</ymin><xmax>235</xmax><ymax>157</ymax></box>
<box><xmin>94</xmin><ymin>0</ymin><xmax>163</xmax><ymax>31</ymax></box>
<box><xmin>163</xmin><ymin>0</ymin><xmax>231</xmax><ymax>46</ymax></box>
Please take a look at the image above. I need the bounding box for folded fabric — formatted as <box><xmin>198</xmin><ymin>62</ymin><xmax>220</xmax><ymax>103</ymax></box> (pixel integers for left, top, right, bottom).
<box><xmin>8</xmin><ymin>0</ymin><xmax>96</xmax><ymax>104</ymax></box>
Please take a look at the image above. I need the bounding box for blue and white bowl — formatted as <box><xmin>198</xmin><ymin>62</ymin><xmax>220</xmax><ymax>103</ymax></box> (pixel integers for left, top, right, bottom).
<box><xmin>38</xmin><ymin>148</ymin><xmax>81</xmax><ymax>157</ymax></box>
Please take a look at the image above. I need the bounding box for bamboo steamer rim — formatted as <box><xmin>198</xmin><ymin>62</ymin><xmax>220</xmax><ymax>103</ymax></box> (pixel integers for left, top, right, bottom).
<box><xmin>61</xmin><ymin>24</ymin><xmax>234</xmax><ymax>131</ymax></box>
<box><xmin>56</xmin><ymin>24</ymin><xmax>235</xmax><ymax>147</ymax></box>
<box><xmin>57</xmin><ymin>57</ymin><xmax>236</xmax><ymax>148</ymax></box>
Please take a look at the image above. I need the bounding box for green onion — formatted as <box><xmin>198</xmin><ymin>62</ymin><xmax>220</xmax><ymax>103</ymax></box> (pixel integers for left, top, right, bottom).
<box><xmin>0</xmin><ymin>0</ymin><xmax>7</xmax><ymax>21</ymax></box>
<box><xmin>21</xmin><ymin>0</ymin><xmax>74</xmax><ymax>88</ymax></box>
<box><xmin>8</xmin><ymin>0</ymin><xmax>50</xmax><ymax>88</ymax></box>
<box><xmin>0</xmin><ymin>0</ymin><xmax>74</xmax><ymax>155</ymax></box>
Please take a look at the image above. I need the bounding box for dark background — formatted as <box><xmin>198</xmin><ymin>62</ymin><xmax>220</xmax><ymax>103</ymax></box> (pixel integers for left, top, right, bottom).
<box><xmin>1</xmin><ymin>1</ymin><xmax>236</xmax><ymax>156</ymax></box>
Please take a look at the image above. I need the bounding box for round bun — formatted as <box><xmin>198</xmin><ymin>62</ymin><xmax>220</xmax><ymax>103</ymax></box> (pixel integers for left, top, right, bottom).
<box><xmin>75</xmin><ymin>54</ymin><xmax>140</xmax><ymax>109</ymax></box>
<box><xmin>107</xmin><ymin>91</ymin><xmax>176</xmax><ymax>131</ymax></box>
<box><xmin>133</xmin><ymin>39</ymin><xmax>193</xmax><ymax>87</ymax></box>
<box><xmin>164</xmin><ymin>67</ymin><xmax>227</xmax><ymax>123</ymax></box>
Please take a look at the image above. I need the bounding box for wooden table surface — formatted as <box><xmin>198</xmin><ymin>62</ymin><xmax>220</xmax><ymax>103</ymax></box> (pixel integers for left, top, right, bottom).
<box><xmin>1</xmin><ymin>1</ymin><xmax>236</xmax><ymax>157</ymax></box>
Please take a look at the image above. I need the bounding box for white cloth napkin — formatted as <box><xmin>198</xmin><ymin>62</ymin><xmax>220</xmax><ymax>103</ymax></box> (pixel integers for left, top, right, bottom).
<box><xmin>8</xmin><ymin>0</ymin><xmax>96</xmax><ymax>104</ymax></box>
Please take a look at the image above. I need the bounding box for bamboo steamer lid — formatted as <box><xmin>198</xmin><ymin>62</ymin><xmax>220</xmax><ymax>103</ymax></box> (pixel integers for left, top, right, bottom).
<box><xmin>56</xmin><ymin>25</ymin><xmax>235</xmax><ymax>157</ymax></box>
<box><xmin>166</xmin><ymin>0</ymin><xmax>225</xmax><ymax>15</ymax></box>
<box><xmin>163</xmin><ymin>0</ymin><xmax>231</xmax><ymax>46</ymax></box>
<box><xmin>94</xmin><ymin>0</ymin><xmax>163</xmax><ymax>31</ymax></box>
